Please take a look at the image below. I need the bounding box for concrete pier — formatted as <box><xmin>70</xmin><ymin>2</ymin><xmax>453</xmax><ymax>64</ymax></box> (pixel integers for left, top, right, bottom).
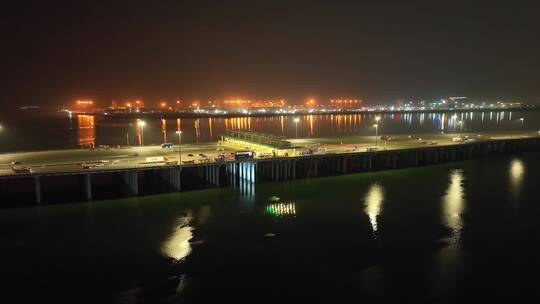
<box><xmin>1</xmin><ymin>136</ymin><xmax>539</xmax><ymax>206</ymax></box>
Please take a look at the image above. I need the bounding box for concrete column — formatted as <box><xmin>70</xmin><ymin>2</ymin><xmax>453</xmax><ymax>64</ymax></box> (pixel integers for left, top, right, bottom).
<box><xmin>123</xmin><ymin>171</ymin><xmax>139</xmax><ymax>195</ymax></box>
<box><xmin>84</xmin><ymin>173</ymin><xmax>92</xmax><ymax>200</ymax></box>
<box><xmin>216</xmin><ymin>165</ymin><xmax>220</xmax><ymax>185</ymax></box>
<box><xmin>34</xmin><ymin>176</ymin><xmax>41</xmax><ymax>204</ymax></box>
<box><xmin>292</xmin><ymin>160</ymin><xmax>296</xmax><ymax>179</ymax></box>
<box><xmin>168</xmin><ymin>167</ymin><xmax>181</xmax><ymax>191</ymax></box>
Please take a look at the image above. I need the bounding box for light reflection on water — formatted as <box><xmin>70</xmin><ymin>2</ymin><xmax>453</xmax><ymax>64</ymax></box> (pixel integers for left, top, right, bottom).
<box><xmin>433</xmin><ymin>169</ymin><xmax>466</xmax><ymax>298</ymax></box>
<box><xmin>76</xmin><ymin>115</ymin><xmax>95</xmax><ymax>148</ymax></box>
<box><xmin>266</xmin><ymin>202</ymin><xmax>296</xmax><ymax>217</ymax></box>
<box><xmin>364</xmin><ymin>183</ymin><xmax>384</xmax><ymax>236</ymax></box>
<box><xmin>509</xmin><ymin>159</ymin><xmax>525</xmax><ymax>198</ymax></box>
<box><xmin>161</xmin><ymin>212</ymin><xmax>194</xmax><ymax>261</ymax></box>
<box><xmin>441</xmin><ymin>170</ymin><xmax>465</xmax><ymax>245</ymax></box>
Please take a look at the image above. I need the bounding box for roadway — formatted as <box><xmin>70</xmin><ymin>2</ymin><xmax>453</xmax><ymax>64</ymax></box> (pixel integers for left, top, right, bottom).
<box><xmin>0</xmin><ymin>130</ymin><xmax>538</xmax><ymax>177</ymax></box>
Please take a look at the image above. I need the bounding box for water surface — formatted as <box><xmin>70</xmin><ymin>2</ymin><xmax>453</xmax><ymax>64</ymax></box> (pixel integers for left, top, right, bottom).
<box><xmin>0</xmin><ymin>110</ymin><xmax>538</xmax><ymax>152</ymax></box>
<box><xmin>1</xmin><ymin>152</ymin><xmax>539</xmax><ymax>303</ymax></box>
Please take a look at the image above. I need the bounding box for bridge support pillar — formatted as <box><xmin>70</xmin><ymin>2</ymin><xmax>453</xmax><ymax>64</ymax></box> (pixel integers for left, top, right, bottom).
<box><xmin>172</xmin><ymin>167</ymin><xmax>182</xmax><ymax>191</ymax></box>
<box><xmin>216</xmin><ymin>165</ymin><xmax>221</xmax><ymax>187</ymax></box>
<box><xmin>84</xmin><ymin>173</ymin><xmax>92</xmax><ymax>200</ymax></box>
<box><xmin>34</xmin><ymin>176</ymin><xmax>41</xmax><ymax>204</ymax></box>
<box><xmin>122</xmin><ymin>171</ymin><xmax>139</xmax><ymax>195</ymax></box>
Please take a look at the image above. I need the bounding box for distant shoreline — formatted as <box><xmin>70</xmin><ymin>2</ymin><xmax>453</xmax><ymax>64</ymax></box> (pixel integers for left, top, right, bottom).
<box><xmin>89</xmin><ymin>106</ymin><xmax>538</xmax><ymax>119</ymax></box>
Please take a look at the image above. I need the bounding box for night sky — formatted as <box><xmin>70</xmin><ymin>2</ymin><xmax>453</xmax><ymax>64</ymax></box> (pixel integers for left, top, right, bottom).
<box><xmin>2</xmin><ymin>0</ymin><xmax>540</xmax><ymax>108</ymax></box>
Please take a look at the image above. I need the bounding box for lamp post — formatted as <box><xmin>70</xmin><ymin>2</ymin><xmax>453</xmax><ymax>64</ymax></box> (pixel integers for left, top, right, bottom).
<box><xmin>137</xmin><ymin>120</ymin><xmax>146</xmax><ymax>146</ymax></box>
<box><xmin>373</xmin><ymin>124</ymin><xmax>379</xmax><ymax>148</ymax></box>
<box><xmin>176</xmin><ymin>131</ymin><xmax>182</xmax><ymax>167</ymax></box>
<box><xmin>294</xmin><ymin>117</ymin><xmax>300</xmax><ymax>139</ymax></box>
<box><xmin>374</xmin><ymin>116</ymin><xmax>381</xmax><ymax>149</ymax></box>
<box><xmin>520</xmin><ymin>117</ymin><xmax>524</xmax><ymax>132</ymax></box>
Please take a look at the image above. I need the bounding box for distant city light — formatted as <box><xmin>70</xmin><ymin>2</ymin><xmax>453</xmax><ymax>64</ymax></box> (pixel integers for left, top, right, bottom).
<box><xmin>63</xmin><ymin>95</ymin><xmax>530</xmax><ymax>117</ymax></box>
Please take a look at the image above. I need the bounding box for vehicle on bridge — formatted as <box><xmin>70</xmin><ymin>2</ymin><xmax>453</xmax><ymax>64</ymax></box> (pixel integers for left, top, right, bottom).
<box><xmin>145</xmin><ymin>156</ymin><xmax>169</xmax><ymax>163</ymax></box>
<box><xmin>234</xmin><ymin>151</ymin><xmax>254</xmax><ymax>161</ymax></box>
<box><xmin>12</xmin><ymin>166</ymin><xmax>33</xmax><ymax>174</ymax></box>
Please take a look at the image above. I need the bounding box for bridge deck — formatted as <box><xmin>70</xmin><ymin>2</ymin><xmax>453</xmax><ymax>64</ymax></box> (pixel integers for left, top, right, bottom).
<box><xmin>0</xmin><ymin>130</ymin><xmax>537</xmax><ymax>178</ymax></box>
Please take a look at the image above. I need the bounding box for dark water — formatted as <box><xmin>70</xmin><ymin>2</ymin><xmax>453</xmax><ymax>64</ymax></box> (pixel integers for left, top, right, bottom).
<box><xmin>0</xmin><ymin>110</ymin><xmax>538</xmax><ymax>152</ymax></box>
<box><xmin>1</xmin><ymin>152</ymin><xmax>539</xmax><ymax>303</ymax></box>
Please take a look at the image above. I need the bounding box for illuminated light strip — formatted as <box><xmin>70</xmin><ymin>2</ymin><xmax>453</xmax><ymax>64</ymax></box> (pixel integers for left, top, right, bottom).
<box><xmin>266</xmin><ymin>202</ymin><xmax>296</xmax><ymax>217</ymax></box>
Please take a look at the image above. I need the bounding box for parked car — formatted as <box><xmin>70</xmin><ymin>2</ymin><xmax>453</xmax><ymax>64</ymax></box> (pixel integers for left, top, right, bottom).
<box><xmin>12</xmin><ymin>166</ymin><xmax>33</xmax><ymax>174</ymax></box>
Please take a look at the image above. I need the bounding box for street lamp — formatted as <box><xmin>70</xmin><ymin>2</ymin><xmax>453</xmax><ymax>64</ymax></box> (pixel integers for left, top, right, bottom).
<box><xmin>374</xmin><ymin>116</ymin><xmax>381</xmax><ymax>149</ymax></box>
<box><xmin>176</xmin><ymin>131</ymin><xmax>182</xmax><ymax>167</ymax></box>
<box><xmin>373</xmin><ymin>124</ymin><xmax>379</xmax><ymax>148</ymax></box>
<box><xmin>137</xmin><ymin>120</ymin><xmax>146</xmax><ymax>146</ymax></box>
<box><xmin>520</xmin><ymin>117</ymin><xmax>524</xmax><ymax>132</ymax></box>
<box><xmin>294</xmin><ymin>117</ymin><xmax>300</xmax><ymax>139</ymax></box>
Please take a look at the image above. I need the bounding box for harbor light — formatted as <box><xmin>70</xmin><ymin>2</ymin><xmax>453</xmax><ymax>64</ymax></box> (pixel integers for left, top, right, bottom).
<box><xmin>373</xmin><ymin>123</ymin><xmax>379</xmax><ymax>148</ymax></box>
<box><xmin>294</xmin><ymin>117</ymin><xmax>300</xmax><ymax>139</ymax></box>
<box><xmin>137</xmin><ymin>120</ymin><xmax>146</xmax><ymax>146</ymax></box>
<box><xmin>176</xmin><ymin>130</ymin><xmax>183</xmax><ymax>168</ymax></box>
